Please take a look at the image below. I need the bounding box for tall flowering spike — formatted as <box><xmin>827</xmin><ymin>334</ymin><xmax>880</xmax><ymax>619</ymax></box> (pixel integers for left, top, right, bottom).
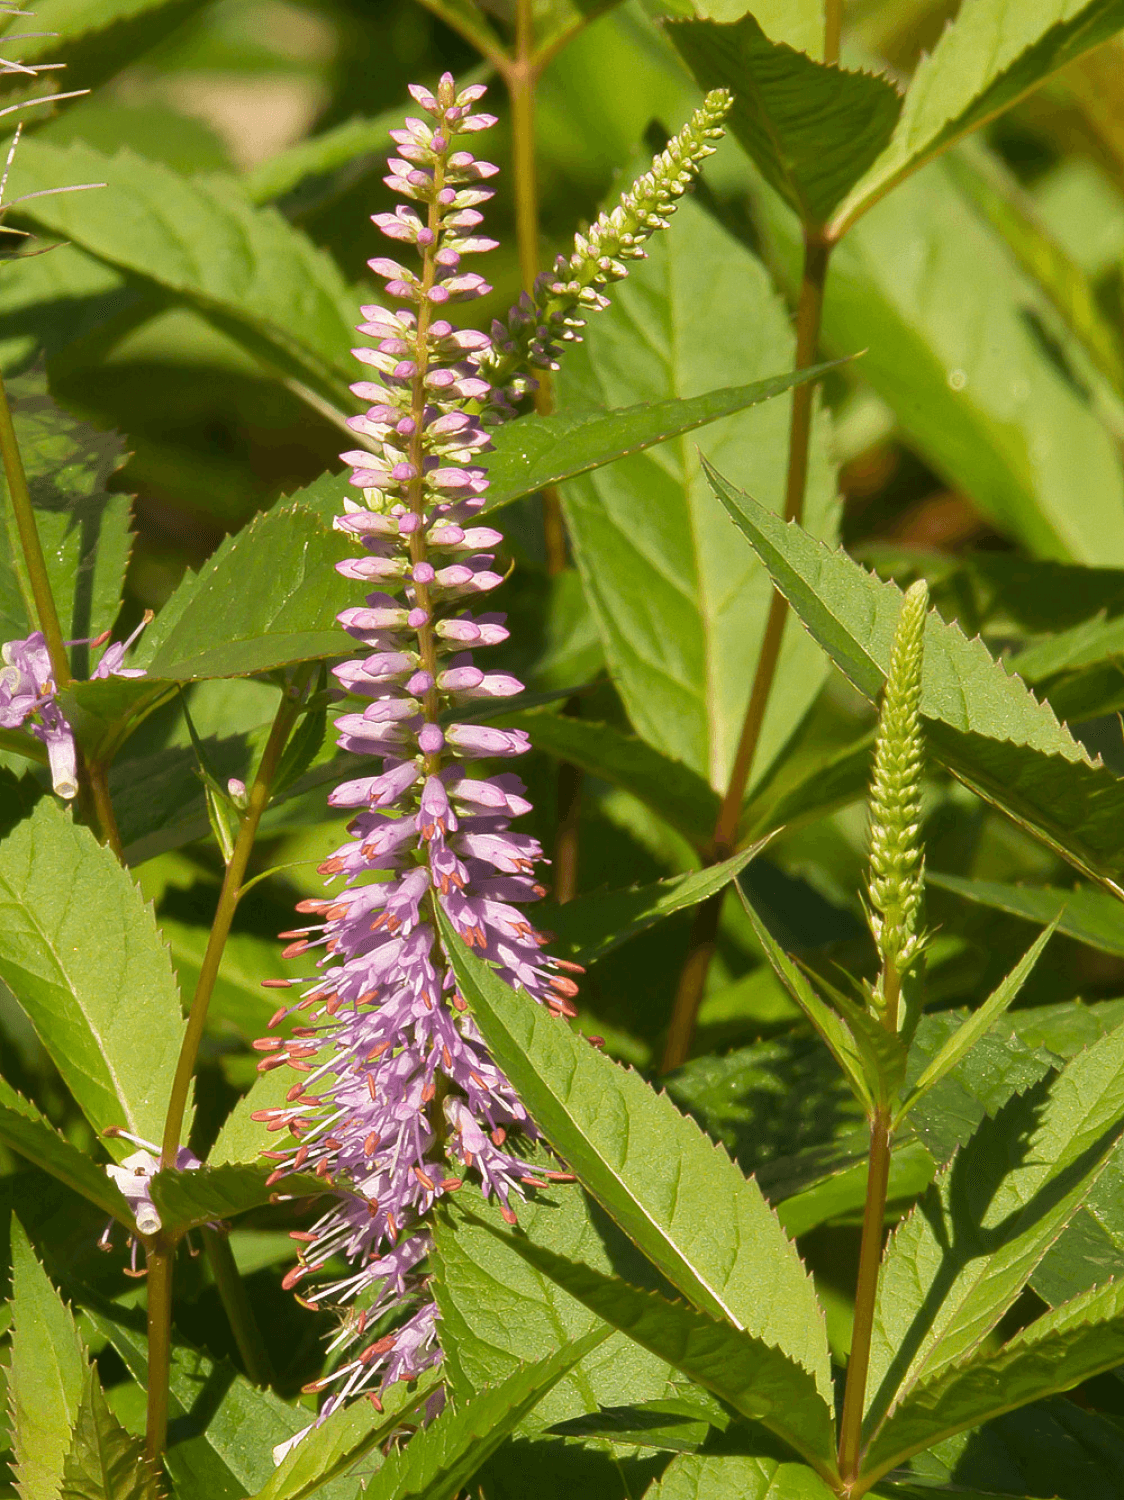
<box><xmin>478</xmin><ymin>89</ymin><xmax>732</xmax><ymax>412</ymax></box>
<box><xmin>867</xmin><ymin>579</ymin><xmax>928</xmax><ymax>979</ymax></box>
<box><xmin>254</xmin><ymin>73</ymin><xmax>579</xmax><ymax>1422</ymax></box>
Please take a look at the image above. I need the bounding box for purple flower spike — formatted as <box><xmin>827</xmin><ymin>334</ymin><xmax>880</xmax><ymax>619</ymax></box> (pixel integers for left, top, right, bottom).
<box><xmin>256</xmin><ymin>75</ymin><xmax>579</xmax><ymax>1425</ymax></box>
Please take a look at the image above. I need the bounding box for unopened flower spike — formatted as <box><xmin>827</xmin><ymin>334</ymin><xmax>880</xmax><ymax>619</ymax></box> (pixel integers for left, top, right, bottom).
<box><xmin>866</xmin><ymin>579</ymin><xmax>928</xmax><ymax>983</ymax></box>
<box><xmin>478</xmin><ymin>88</ymin><xmax>732</xmax><ymax>412</ymax></box>
<box><xmin>255</xmin><ymin>72</ymin><xmax>579</xmax><ymax>1438</ymax></box>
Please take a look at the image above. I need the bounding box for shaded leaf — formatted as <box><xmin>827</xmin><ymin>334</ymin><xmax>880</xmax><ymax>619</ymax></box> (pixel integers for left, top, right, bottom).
<box><xmin>8</xmin><ymin>1216</ymin><xmax>88</xmax><ymax>1500</ymax></box>
<box><xmin>547</xmin><ymin>1394</ymin><xmax>725</xmax><ymax>1453</ymax></box>
<box><xmin>6</xmin><ymin>139</ymin><xmax>358</xmax><ymax>409</ymax></box>
<box><xmin>670</xmin><ymin>13</ymin><xmax>901</xmax><ymax>227</ymax></box>
<box><xmin>0</xmin><ymin>798</ymin><xmax>188</xmax><ymax>1148</ymax></box>
<box><xmin>0</xmin><ymin>1075</ymin><xmax>132</xmax><ymax>1225</ymax></box>
<box><xmin>929</xmin><ymin>872</ymin><xmax>1124</xmax><ymax>959</ymax></box>
<box><xmin>432</xmin><ymin>1169</ymin><xmax>676</xmax><ymax>1433</ymax></box>
<box><xmin>0</xmin><ymin>370</ymin><xmax>132</xmax><ymax>677</ymax></box>
<box><xmin>362</xmin><ymin>1334</ymin><xmax>609</xmax><ymax>1500</ymax></box>
<box><xmin>556</xmin><ymin>196</ymin><xmax>838</xmax><ymax>795</ymax></box>
<box><xmin>469</xmin><ymin>1224</ymin><xmax>838</xmax><ymax>1478</ymax></box>
<box><xmin>832</xmin><ymin>0</ymin><xmax>1124</xmax><ymax>233</ymax></box>
<box><xmin>541</xmin><ymin>842</ymin><xmax>768</xmax><ymax>966</ymax></box>
<box><xmin>437</xmin><ymin>911</ymin><xmax>833</xmax><ymax>1398</ymax></box>
<box><xmin>495</xmin><ymin>709</ymin><xmax>719</xmax><ymax>847</ymax></box>
<box><xmin>59</xmin><ymin>1369</ymin><xmax>160</xmax><ymax>1500</ymax></box>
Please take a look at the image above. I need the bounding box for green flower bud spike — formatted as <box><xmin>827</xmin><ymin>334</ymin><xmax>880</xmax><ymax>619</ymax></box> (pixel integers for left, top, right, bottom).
<box><xmin>480</xmin><ymin>89</ymin><xmax>732</xmax><ymax>408</ymax></box>
<box><xmin>867</xmin><ymin>579</ymin><xmax>928</xmax><ymax>990</ymax></box>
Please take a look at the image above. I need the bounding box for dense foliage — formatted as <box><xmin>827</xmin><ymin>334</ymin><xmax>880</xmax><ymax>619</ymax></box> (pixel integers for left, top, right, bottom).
<box><xmin>7</xmin><ymin>2</ymin><xmax>1124</xmax><ymax>1498</ymax></box>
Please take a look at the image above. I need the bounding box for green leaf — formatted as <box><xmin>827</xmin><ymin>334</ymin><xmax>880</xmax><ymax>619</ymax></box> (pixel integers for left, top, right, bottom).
<box><xmin>930</xmin><ymin>873</ymin><xmax>1124</xmax><ymax>959</ymax></box>
<box><xmin>864</xmin><ymin>1276</ymin><xmax>1124</xmax><ymax>1485</ymax></box>
<box><xmin>832</xmin><ymin>0</ymin><xmax>1124</xmax><ymax>234</ymax></box>
<box><xmin>8</xmin><ymin>0</ymin><xmax>212</xmax><ymax>80</ymax></box>
<box><xmin>249</xmin><ymin>1373</ymin><xmax>440</xmax><ymax>1500</ymax></box>
<box><xmin>466</xmin><ymin>1224</ymin><xmax>837</xmax><ymax>1479</ymax></box>
<box><xmin>242</xmin><ymin>104</ymin><xmax>401</xmax><ymax>206</ymax></box>
<box><xmin>59</xmin><ymin>1369</ymin><xmax>160</xmax><ymax>1500</ymax></box>
<box><xmin>411</xmin><ymin>0</ymin><xmax>507</xmax><ymax>63</ymax></box>
<box><xmin>209</xmin><ymin>1066</ymin><xmax>292</xmax><ymax>1168</ymax></box>
<box><xmin>541</xmin><ymin>842</ymin><xmax>768</xmax><ymax>966</ymax></box>
<box><xmin>642</xmin><ymin>1452</ymin><xmax>836</xmax><ymax>1500</ymax></box>
<box><xmin>547</xmin><ymin>1394</ymin><xmax>726</xmax><ymax>1453</ymax></box>
<box><xmin>432</xmin><ymin>1170</ymin><xmax>675</xmax><ymax>1431</ymax></box>
<box><xmin>87</xmin><ymin>1307</ymin><xmax>348</xmax><ymax>1500</ymax></box>
<box><xmin>436</xmin><ymin>910</ymin><xmax>833</xmax><ymax>1399</ymax></box>
<box><xmin>865</xmin><ymin>1016</ymin><xmax>1124</xmax><ymax>1433</ymax></box>
<box><xmin>362</xmin><ymin>1334</ymin><xmax>609</xmax><ymax>1500</ymax></box>
<box><xmin>494</xmin><ymin>709</ymin><xmax>719</xmax><ymax>847</ymax></box>
<box><xmin>0</xmin><ymin>1075</ymin><xmax>133</xmax><ymax>1224</ymax></box>
<box><xmin>710</xmin><ymin>461</ymin><xmax>1124</xmax><ymax>891</ymax></box>
<box><xmin>669</xmin><ymin>13</ymin><xmax>901</xmax><ymax>227</ymax></box>
<box><xmin>946</xmin><ymin>142</ymin><xmax>1124</xmax><ymax>395</ymax></box>
<box><xmin>0</xmin><ymin>798</ymin><xmax>188</xmax><ymax>1148</ymax></box>
<box><xmin>57</xmin><ymin>678</ymin><xmax>175</xmax><ymax>764</ymax></box>
<box><xmin>555</xmin><ymin>196</ymin><xmax>837</xmax><ymax>795</ymax></box>
<box><xmin>655</xmin><ymin>0</ymin><xmax>825</xmax><ymax>57</ymax></box>
<box><xmin>8</xmin><ymin>1216</ymin><xmax>88</xmax><ymax>1500</ymax></box>
<box><xmin>484</xmin><ymin>364</ymin><xmax>843</xmax><ymax>513</ymax></box>
<box><xmin>735</xmin><ymin>884</ymin><xmax>874</xmax><ymax>1112</ymax></box>
<box><xmin>148</xmin><ymin>1162</ymin><xmax>322</xmax><ymax>1235</ymax></box>
<box><xmin>5</xmin><ymin>139</ymin><xmax>358</xmax><ymax>410</ymax></box>
<box><xmin>141</xmin><ymin>504</ymin><xmax>354</xmax><ymax>680</ymax></box>
<box><xmin>896</xmin><ymin>921</ymin><xmax>1058</xmax><ymax>1127</ymax></box>
<box><xmin>0</xmin><ymin>370</ymin><xmax>132</xmax><ymax>673</ymax></box>
<box><xmin>754</xmin><ymin>153</ymin><xmax>1124</xmax><ymax>565</ymax></box>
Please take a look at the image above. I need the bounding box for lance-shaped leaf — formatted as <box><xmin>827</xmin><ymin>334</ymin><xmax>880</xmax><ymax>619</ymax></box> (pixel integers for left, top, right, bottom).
<box><xmin>736</xmin><ymin>884</ymin><xmax>874</xmax><ymax>1112</ymax></box>
<box><xmin>0</xmin><ymin>370</ymin><xmax>133</xmax><ymax>675</ymax></box>
<box><xmin>437</xmin><ymin>911</ymin><xmax>833</xmax><ymax>1399</ymax></box>
<box><xmin>5</xmin><ymin>138</ymin><xmax>358</xmax><ymax>410</ymax></box>
<box><xmin>250</xmin><ymin>1372</ymin><xmax>441</xmax><ymax>1500</ymax></box>
<box><xmin>8</xmin><ymin>1217</ymin><xmax>88</xmax><ymax>1500</ymax></box>
<box><xmin>546</xmin><ymin>1396</ymin><xmax>718</xmax><ymax>1454</ymax></box>
<box><xmin>863</xmin><ymin>1277</ymin><xmax>1124</xmax><ymax>1486</ymax></box>
<box><xmin>864</xmin><ymin>1016</ymin><xmax>1124</xmax><ymax>1433</ymax></box>
<box><xmin>142</xmin><ymin>504</ymin><xmax>354</xmax><ymax>680</ymax></box>
<box><xmin>13</xmin><ymin>0</ymin><xmax>213</xmax><ymax>82</ymax></box>
<box><xmin>467</xmin><ymin>1223</ymin><xmax>838</xmax><ymax>1479</ymax></box>
<box><xmin>60</xmin><ymin>1369</ymin><xmax>160</xmax><ymax>1500</ymax></box>
<box><xmin>711</xmin><ymin>461</ymin><xmax>1124</xmax><ymax>891</ymax></box>
<box><xmin>895</xmin><ymin>921</ymin><xmax>1058</xmax><ymax>1127</ymax></box>
<box><xmin>149</xmin><ymin>1162</ymin><xmax>323</xmax><ymax>1235</ymax></box>
<box><xmin>832</xmin><ymin>0</ymin><xmax>1124</xmax><ymax>234</ymax></box>
<box><xmin>0</xmin><ymin>798</ymin><xmax>188</xmax><ymax>1150</ymax></box>
<box><xmin>362</xmin><ymin>1333</ymin><xmax>609</xmax><ymax>1500</ymax></box>
<box><xmin>541</xmin><ymin>841</ymin><xmax>769</xmax><ymax>966</ymax></box>
<box><xmin>0</xmin><ymin>1075</ymin><xmax>133</xmax><ymax>1225</ymax></box>
<box><xmin>485</xmin><ymin>365</ymin><xmax>841</xmax><ymax>512</ymax></box>
<box><xmin>643</xmin><ymin>1451</ymin><xmax>837</xmax><ymax>1500</ymax></box>
<box><xmin>556</xmin><ymin>196</ymin><xmax>838</xmax><ymax>796</ymax></box>
<box><xmin>495</xmin><ymin>709</ymin><xmax>719</xmax><ymax>847</ymax></box>
<box><xmin>669</xmin><ymin>13</ymin><xmax>901</xmax><ymax>228</ymax></box>
<box><xmin>433</xmin><ymin>1170</ymin><xmax>675</xmax><ymax>1431</ymax></box>
<box><xmin>932</xmin><ymin>871</ymin><xmax>1124</xmax><ymax>959</ymax></box>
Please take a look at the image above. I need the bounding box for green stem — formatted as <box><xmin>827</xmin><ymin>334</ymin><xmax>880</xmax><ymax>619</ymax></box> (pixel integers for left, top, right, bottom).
<box><xmin>824</xmin><ymin>0</ymin><xmax>844</xmax><ymax>65</ymax></box>
<box><xmin>837</xmin><ymin>1108</ymin><xmax>892</xmax><ymax>1488</ymax></box>
<box><xmin>87</xmin><ymin>759</ymin><xmax>124</xmax><ymax>861</ymax></box>
<box><xmin>0</xmin><ymin>367</ymin><xmax>70</xmax><ymax>692</ymax></box>
<box><xmin>143</xmin><ymin>1237</ymin><xmax>174</xmax><ymax>1468</ymax></box>
<box><xmin>202</xmin><ymin>1226</ymin><xmax>274</xmax><ymax>1387</ymax></box>
<box><xmin>160</xmin><ymin>672</ymin><xmax>311</xmax><ymax>1168</ymax></box>
<box><xmin>661</xmin><ymin>232</ymin><xmax>833</xmax><ymax>1072</ymax></box>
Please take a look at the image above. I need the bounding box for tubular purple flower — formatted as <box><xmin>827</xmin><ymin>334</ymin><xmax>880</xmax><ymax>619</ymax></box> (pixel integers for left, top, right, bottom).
<box><xmin>0</xmin><ymin>619</ymin><xmax>148</xmax><ymax>799</ymax></box>
<box><xmin>254</xmin><ymin>73</ymin><xmax>578</xmax><ymax>1420</ymax></box>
